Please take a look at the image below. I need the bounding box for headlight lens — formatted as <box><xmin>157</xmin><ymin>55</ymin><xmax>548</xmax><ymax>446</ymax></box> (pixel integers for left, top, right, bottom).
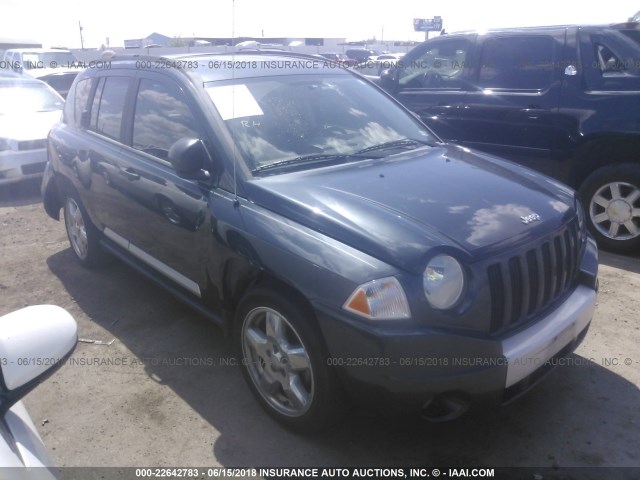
<box><xmin>343</xmin><ymin>277</ymin><xmax>411</xmax><ymax>320</ymax></box>
<box><xmin>423</xmin><ymin>254</ymin><xmax>465</xmax><ymax>310</ymax></box>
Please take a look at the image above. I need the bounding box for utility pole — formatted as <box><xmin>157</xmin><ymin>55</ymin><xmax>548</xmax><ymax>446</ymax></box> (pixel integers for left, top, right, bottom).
<box><xmin>78</xmin><ymin>21</ymin><xmax>85</xmax><ymax>49</ymax></box>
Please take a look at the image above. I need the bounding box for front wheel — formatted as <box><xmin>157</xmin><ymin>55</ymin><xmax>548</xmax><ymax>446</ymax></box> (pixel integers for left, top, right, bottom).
<box><xmin>235</xmin><ymin>286</ymin><xmax>344</xmax><ymax>432</ymax></box>
<box><xmin>63</xmin><ymin>192</ymin><xmax>104</xmax><ymax>267</ymax></box>
<box><xmin>580</xmin><ymin>164</ymin><xmax>640</xmax><ymax>252</ymax></box>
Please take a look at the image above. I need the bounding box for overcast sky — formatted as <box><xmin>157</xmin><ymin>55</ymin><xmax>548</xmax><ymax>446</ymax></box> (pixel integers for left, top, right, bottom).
<box><xmin>4</xmin><ymin>0</ymin><xmax>636</xmax><ymax>48</ymax></box>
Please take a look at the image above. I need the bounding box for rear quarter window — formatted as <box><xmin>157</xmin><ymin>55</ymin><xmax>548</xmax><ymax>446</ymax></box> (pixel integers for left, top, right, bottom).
<box><xmin>89</xmin><ymin>76</ymin><xmax>130</xmax><ymax>140</ymax></box>
<box><xmin>65</xmin><ymin>77</ymin><xmax>93</xmax><ymax>127</ymax></box>
<box><xmin>580</xmin><ymin>30</ymin><xmax>640</xmax><ymax>90</ymax></box>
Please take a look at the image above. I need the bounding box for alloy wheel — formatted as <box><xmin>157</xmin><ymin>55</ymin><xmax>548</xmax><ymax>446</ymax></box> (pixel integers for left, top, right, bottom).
<box><xmin>241</xmin><ymin>307</ymin><xmax>314</xmax><ymax>417</ymax></box>
<box><xmin>65</xmin><ymin>198</ymin><xmax>89</xmax><ymax>260</ymax></box>
<box><xmin>589</xmin><ymin>181</ymin><xmax>640</xmax><ymax>241</ymax></box>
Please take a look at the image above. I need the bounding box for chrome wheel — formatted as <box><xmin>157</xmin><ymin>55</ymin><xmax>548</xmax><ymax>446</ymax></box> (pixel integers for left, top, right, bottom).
<box><xmin>64</xmin><ymin>198</ymin><xmax>89</xmax><ymax>260</ymax></box>
<box><xmin>589</xmin><ymin>181</ymin><xmax>640</xmax><ymax>241</ymax></box>
<box><xmin>241</xmin><ymin>307</ymin><xmax>314</xmax><ymax>417</ymax></box>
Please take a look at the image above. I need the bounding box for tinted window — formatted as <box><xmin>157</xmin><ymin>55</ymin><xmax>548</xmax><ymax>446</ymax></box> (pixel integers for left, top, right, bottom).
<box><xmin>132</xmin><ymin>78</ymin><xmax>202</xmax><ymax>161</ymax></box>
<box><xmin>73</xmin><ymin>78</ymin><xmax>93</xmax><ymax>127</ymax></box>
<box><xmin>593</xmin><ymin>42</ymin><xmax>625</xmax><ymax>73</ymax></box>
<box><xmin>478</xmin><ymin>36</ymin><xmax>554</xmax><ymax>90</ymax></box>
<box><xmin>89</xmin><ymin>77</ymin><xmax>104</xmax><ymax>130</ymax></box>
<box><xmin>91</xmin><ymin>76</ymin><xmax>129</xmax><ymax>140</ymax></box>
<box><xmin>398</xmin><ymin>38</ymin><xmax>471</xmax><ymax>89</ymax></box>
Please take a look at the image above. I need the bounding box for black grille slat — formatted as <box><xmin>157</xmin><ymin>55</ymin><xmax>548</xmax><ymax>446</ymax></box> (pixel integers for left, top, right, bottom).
<box><xmin>569</xmin><ymin>225</ymin><xmax>579</xmax><ymax>282</ymax></box>
<box><xmin>487</xmin><ymin>223</ymin><xmax>582</xmax><ymax>335</ymax></box>
<box><xmin>518</xmin><ymin>254</ymin><xmax>531</xmax><ymax>320</ymax></box>
<box><xmin>542</xmin><ymin>242</ymin><xmax>553</xmax><ymax>306</ymax></box>
<box><xmin>560</xmin><ymin>232</ymin><xmax>570</xmax><ymax>290</ymax></box>
<box><xmin>508</xmin><ymin>257</ymin><xmax>523</xmax><ymax>325</ymax></box>
<box><xmin>553</xmin><ymin>236</ymin><xmax>564</xmax><ymax>297</ymax></box>
<box><xmin>488</xmin><ymin>264</ymin><xmax>505</xmax><ymax>332</ymax></box>
<box><xmin>526</xmin><ymin>250</ymin><xmax>538</xmax><ymax>315</ymax></box>
<box><xmin>501</xmin><ymin>263</ymin><xmax>513</xmax><ymax>328</ymax></box>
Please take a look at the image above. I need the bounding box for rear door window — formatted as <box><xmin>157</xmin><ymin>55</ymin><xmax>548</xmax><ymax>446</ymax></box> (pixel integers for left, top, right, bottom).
<box><xmin>478</xmin><ymin>36</ymin><xmax>555</xmax><ymax>90</ymax></box>
<box><xmin>580</xmin><ymin>30</ymin><xmax>640</xmax><ymax>90</ymax></box>
<box><xmin>131</xmin><ymin>78</ymin><xmax>202</xmax><ymax>161</ymax></box>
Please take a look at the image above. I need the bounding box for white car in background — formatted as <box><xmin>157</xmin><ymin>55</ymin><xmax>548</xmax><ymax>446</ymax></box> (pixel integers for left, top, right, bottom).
<box><xmin>2</xmin><ymin>49</ymin><xmax>81</xmax><ymax>98</ymax></box>
<box><xmin>0</xmin><ymin>305</ymin><xmax>77</xmax><ymax>479</ymax></box>
<box><xmin>0</xmin><ymin>73</ymin><xmax>64</xmax><ymax>186</ymax></box>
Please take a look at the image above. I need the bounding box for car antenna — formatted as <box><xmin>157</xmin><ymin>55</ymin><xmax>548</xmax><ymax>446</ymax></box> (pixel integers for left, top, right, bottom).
<box><xmin>231</xmin><ymin>0</ymin><xmax>240</xmax><ymax>207</ymax></box>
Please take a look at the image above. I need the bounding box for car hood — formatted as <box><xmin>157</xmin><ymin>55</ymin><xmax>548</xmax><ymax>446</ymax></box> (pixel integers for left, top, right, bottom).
<box><xmin>244</xmin><ymin>144</ymin><xmax>577</xmax><ymax>273</ymax></box>
<box><xmin>0</xmin><ymin>110</ymin><xmax>61</xmax><ymax>141</ymax></box>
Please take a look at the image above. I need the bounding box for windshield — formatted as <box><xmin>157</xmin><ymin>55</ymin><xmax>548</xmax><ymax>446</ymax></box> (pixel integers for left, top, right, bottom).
<box><xmin>205</xmin><ymin>74</ymin><xmax>435</xmax><ymax>175</ymax></box>
<box><xmin>21</xmin><ymin>51</ymin><xmax>77</xmax><ymax>68</ymax></box>
<box><xmin>0</xmin><ymin>83</ymin><xmax>64</xmax><ymax>114</ymax></box>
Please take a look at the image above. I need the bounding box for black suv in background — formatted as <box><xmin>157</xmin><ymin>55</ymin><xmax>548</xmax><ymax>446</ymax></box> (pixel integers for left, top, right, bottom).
<box><xmin>42</xmin><ymin>53</ymin><xmax>597</xmax><ymax>431</ymax></box>
<box><xmin>345</xmin><ymin>48</ymin><xmax>381</xmax><ymax>63</ymax></box>
<box><xmin>381</xmin><ymin>24</ymin><xmax>640</xmax><ymax>252</ymax></box>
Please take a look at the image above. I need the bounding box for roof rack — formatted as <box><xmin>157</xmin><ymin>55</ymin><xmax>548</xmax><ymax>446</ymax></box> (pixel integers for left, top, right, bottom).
<box><xmin>107</xmin><ymin>50</ymin><xmax>326</xmax><ymax>66</ymax></box>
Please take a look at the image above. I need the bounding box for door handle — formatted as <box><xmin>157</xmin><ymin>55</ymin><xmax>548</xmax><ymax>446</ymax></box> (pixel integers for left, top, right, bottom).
<box><xmin>522</xmin><ymin>106</ymin><xmax>545</xmax><ymax>120</ymax></box>
<box><xmin>122</xmin><ymin>168</ymin><xmax>140</xmax><ymax>180</ymax></box>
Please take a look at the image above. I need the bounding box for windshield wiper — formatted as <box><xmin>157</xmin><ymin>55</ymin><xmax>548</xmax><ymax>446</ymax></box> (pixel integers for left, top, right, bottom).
<box><xmin>353</xmin><ymin>138</ymin><xmax>433</xmax><ymax>155</ymax></box>
<box><xmin>252</xmin><ymin>153</ymin><xmax>363</xmax><ymax>173</ymax></box>
<box><xmin>252</xmin><ymin>139</ymin><xmax>435</xmax><ymax>174</ymax></box>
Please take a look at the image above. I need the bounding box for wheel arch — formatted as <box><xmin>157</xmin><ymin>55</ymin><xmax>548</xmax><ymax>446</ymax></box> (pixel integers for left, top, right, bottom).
<box><xmin>567</xmin><ymin>132</ymin><xmax>640</xmax><ymax>190</ymax></box>
<box><xmin>222</xmin><ymin>260</ymin><xmax>323</xmax><ymax>339</ymax></box>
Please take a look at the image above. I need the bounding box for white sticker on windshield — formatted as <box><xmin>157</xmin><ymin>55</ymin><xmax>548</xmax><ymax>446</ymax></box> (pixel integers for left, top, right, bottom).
<box><xmin>207</xmin><ymin>84</ymin><xmax>263</xmax><ymax>120</ymax></box>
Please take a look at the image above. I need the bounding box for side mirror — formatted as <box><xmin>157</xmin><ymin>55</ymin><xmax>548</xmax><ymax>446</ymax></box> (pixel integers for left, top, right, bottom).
<box><xmin>168</xmin><ymin>138</ymin><xmax>213</xmax><ymax>182</ymax></box>
<box><xmin>0</xmin><ymin>305</ymin><xmax>77</xmax><ymax>416</ymax></box>
<box><xmin>379</xmin><ymin>68</ymin><xmax>397</xmax><ymax>92</ymax></box>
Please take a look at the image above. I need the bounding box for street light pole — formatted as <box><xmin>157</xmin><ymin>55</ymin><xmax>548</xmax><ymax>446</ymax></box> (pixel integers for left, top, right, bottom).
<box><xmin>78</xmin><ymin>21</ymin><xmax>85</xmax><ymax>50</ymax></box>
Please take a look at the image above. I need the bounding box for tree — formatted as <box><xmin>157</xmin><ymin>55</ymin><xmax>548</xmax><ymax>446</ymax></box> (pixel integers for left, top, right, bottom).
<box><xmin>170</xmin><ymin>36</ymin><xmax>188</xmax><ymax>47</ymax></box>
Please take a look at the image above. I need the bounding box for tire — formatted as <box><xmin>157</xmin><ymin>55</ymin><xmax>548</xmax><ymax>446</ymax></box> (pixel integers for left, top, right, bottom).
<box><xmin>579</xmin><ymin>164</ymin><xmax>640</xmax><ymax>252</ymax></box>
<box><xmin>63</xmin><ymin>191</ymin><xmax>104</xmax><ymax>267</ymax></box>
<box><xmin>235</xmin><ymin>286</ymin><xmax>344</xmax><ymax>432</ymax></box>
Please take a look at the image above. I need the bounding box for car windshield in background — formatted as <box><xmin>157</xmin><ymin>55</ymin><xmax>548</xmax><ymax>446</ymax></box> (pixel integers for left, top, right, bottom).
<box><xmin>0</xmin><ymin>83</ymin><xmax>64</xmax><ymax>114</ymax></box>
<box><xmin>21</xmin><ymin>51</ymin><xmax>77</xmax><ymax>68</ymax></box>
<box><xmin>205</xmin><ymin>74</ymin><xmax>435</xmax><ymax>174</ymax></box>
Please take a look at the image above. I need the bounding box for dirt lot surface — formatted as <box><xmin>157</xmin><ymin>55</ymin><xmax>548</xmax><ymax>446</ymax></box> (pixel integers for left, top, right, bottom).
<box><xmin>0</xmin><ymin>179</ymin><xmax>639</xmax><ymax>477</ymax></box>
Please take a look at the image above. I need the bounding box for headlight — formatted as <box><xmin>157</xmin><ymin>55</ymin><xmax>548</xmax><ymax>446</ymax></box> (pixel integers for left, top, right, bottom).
<box><xmin>423</xmin><ymin>254</ymin><xmax>465</xmax><ymax>310</ymax></box>
<box><xmin>343</xmin><ymin>277</ymin><xmax>411</xmax><ymax>320</ymax></box>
